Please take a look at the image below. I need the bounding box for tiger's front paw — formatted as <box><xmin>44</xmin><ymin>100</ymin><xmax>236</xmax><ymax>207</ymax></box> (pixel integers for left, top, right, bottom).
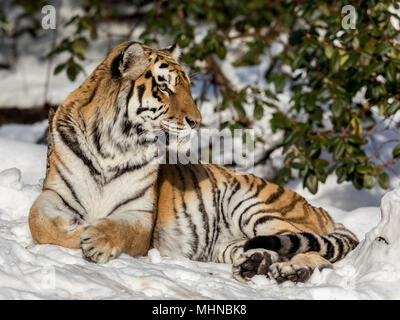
<box><xmin>80</xmin><ymin>219</ymin><xmax>123</xmax><ymax>264</ymax></box>
<box><xmin>268</xmin><ymin>262</ymin><xmax>312</xmax><ymax>284</ymax></box>
<box><xmin>232</xmin><ymin>249</ymin><xmax>281</xmax><ymax>283</ymax></box>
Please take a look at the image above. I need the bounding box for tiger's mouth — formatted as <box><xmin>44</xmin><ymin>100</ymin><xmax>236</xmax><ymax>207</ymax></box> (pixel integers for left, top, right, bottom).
<box><xmin>160</xmin><ymin>119</ymin><xmax>192</xmax><ymax>137</ymax></box>
<box><xmin>134</xmin><ymin>119</ymin><xmax>195</xmax><ymax>147</ymax></box>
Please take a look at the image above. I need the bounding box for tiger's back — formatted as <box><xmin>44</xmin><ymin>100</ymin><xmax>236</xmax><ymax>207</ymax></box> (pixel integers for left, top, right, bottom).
<box><xmin>154</xmin><ymin>163</ymin><xmax>336</xmax><ymax>261</ymax></box>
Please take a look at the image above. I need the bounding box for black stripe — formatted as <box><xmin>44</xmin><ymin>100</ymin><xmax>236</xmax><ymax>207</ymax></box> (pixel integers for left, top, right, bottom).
<box><xmin>221</xmin><ymin>243</ymin><xmax>231</xmax><ymax>262</ymax></box>
<box><xmin>187</xmin><ymin>165</ymin><xmax>210</xmax><ymax>255</ymax></box>
<box><xmin>57</xmin><ymin>125</ymin><xmax>101</xmax><ymax>177</ymax></box>
<box><xmin>321</xmin><ymin>236</ymin><xmax>335</xmax><ymax>261</ymax></box>
<box><xmin>329</xmin><ymin>234</ymin><xmax>343</xmax><ymax>263</ymax></box>
<box><xmin>227</xmin><ymin>178</ymin><xmax>241</xmax><ymax>203</ymax></box>
<box><xmin>54</xmin><ymin>164</ymin><xmax>87</xmax><ymax>215</ymax></box>
<box><xmin>242</xmin><ymin>199</ymin><xmax>302</xmax><ymax>218</ymax></box>
<box><xmin>106</xmin><ymin>183</ymin><xmax>154</xmax><ymax>216</ymax></box>
<box><xmin>192</xmin><ymin>165</ymin><xmax>220</xmax><ymax>258</ymax></box>
<box><xmin>202</xmin><ymin>165</ymin><xmax>232</xmax><ymax>244</ymax></box>
<box><xmin>232</xmin><ymin>178</ymin><xmax>268</xmax><ymax>220</ymax></box>
<box><xmin>151</xmin><ymin>76</ymin><xmax>158</xmax><ymax>90</ymax></box>
<box><xmin>301</xmin><ymin>232</ymin><xmax>321</xmax><ymax>253</ymax></box>
<box><xmin>122</xmin><ymin>120</ymin><xmax>133</xmax><ymax>135</ymax></box>
<box><xmin>125</xmin><ymin>81</ymin><xmax>135</xmax><ymax>110</ymax></box>
<box><xmin>218</xmin><ymin>182</ymin><xmax>230</xmax><ymax>230</ymax></box>
<box><xmin>238</xmin><ymin>201</ymin><xmax>265</xmax><ymax>223</ymax></box>
<box><xmin>79</xmin><ymin>83</ymin><xmax>99</xmax><ymax>109</ymax></box>
<box><xmin>150</xmin><ymin>108</ymin><xmax>167</xmax><ymax>120</ymax></box>
<box><xmin>137</xmin><ymin>107</ymin><xmax>150</xmax><ymax>115</ymax></box>
<box><xmin>279</xmin><ymin>195</ymin><xmax>303</xmax><ymax>216</ymax></box>
<box><xmin>250</xmin><ymin>215</ymin><xmax>286</xmax><ymax>235</ymax></box>
<box><xmin>231</xmin><ymin>197</ymin><xmax>258</xmax><ymax>219</ymax></box>
<box><xmin>111</xmin><ymin>52</ymin><xmax>123</xmax><ymax>78</ymax></box>
<box><xmin>43</xmin><ymin>188</ymin><xmax>84</xmax><ymax>220</ymax></box>
<box><xmin>93</xmin><ymin>112</ymin><xmax>111</xmax><ymax>158</ymax></box>
<box><xmin>137</xmin><ymin>84</ymin><xmax>145</xmax><ymax>107</ymax></box>
<box><xmin>286</xmin><ymin>234</ymin><xmax>301</xmax><ymax>256</ymax></box>
<box><xmin>314</xmin><ymin>207</ymin><xmax>328</xmax><ymax>231</ymax></box>
<box><xmin>244</xmin><ymin>235</ymin><xmax>282</xmax><ymax>252</ymax></box>
<box><xmin>175</xmin><ymin>165</ymin><xmax>199</xmax><ymax>254</ymax></box>
<box><xmin>265</xmin><ymin>186</ymin><xmax>285</xmax><ymax>204</ymax></box>
<box><xmin>107</xmin><ymin>160</ymin><xmax>150</xmax><ymax>183</ymax></box>
<box><xmin>52</xmin><ymin>151</ymin><xmax>71</xmax><ymax>174</ymax></box>
<box><xmin>152</xmin><ymin>89</ymin><xmax>163</xmax><ymax>101</ymax></box>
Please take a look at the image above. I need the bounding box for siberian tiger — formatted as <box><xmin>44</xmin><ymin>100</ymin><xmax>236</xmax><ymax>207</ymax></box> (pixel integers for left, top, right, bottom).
<box><xmin>29</xmin><ymin>41</ymin><xmax>358</xmax><ymax>284</ymax></box>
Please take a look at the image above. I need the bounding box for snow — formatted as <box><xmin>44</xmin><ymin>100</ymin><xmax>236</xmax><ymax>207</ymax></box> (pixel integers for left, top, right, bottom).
<box><xmin>0</xmin><ymin>120</ymin><xmax>48</xmax><ymax>144</ymax></box>
<box><xmin>0</xmin><ymin>137</ymin><xmax>399</xmax><ymax>300</ymax></box>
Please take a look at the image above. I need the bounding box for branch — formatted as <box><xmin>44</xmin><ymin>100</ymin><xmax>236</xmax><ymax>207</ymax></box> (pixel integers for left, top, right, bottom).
<box><xmin>0</xmin><ymin>103</ymin><xmax>56</xmax><ymax>125</ymax></box>
<box><xmin>254</xmin><ymin>143</ymin><xmax>284</xmax><ymax>167</ymax></box>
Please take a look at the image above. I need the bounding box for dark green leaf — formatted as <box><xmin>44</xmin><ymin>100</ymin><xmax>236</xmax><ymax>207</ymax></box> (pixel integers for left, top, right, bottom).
<box><xmin>276</xmin><ymin>167</ymin><xmax>291</xmax><ymax>186</ymax></box>
<box><xmin>386</xmin><ymin>63</ymin><xmax>396</xmax><ymax>83</ymax></box>
<box><xmin>336</xmin><ymin>166</ymin><xmax>347</xmax><ymax>183</ymax></box>
<box><xmin>331</xmin><ymin>100</ymin><xmax>346</xmax><ymax>118</ymax></box>
<box><xmin>305</xmin><ymin>173</ymin><xmax>318</xmax><ymax>194</ymax></box>
<box><xmin>393</xmin><ymin>144</ymin><xmax>400</xmax><ymax>158</ymax></box>
<box><xmin>330</xmin><ymin>49</ymin><xmax>341</xmax><ymax>74</ymax></box>
<box><xmin>333</xmin><ymin>140</ymin><xmax>346</xmax><ymax>160</ymax></box>
<box><xmin>233</xmin><ymin>101</ymin><xmax>246</xmax><ymax>117</ymax></box>
<box><xmin>363</xmin><ymin>174</ymin><xmax>376</xmax><ymax>189</ymax></box>
<box><xmin>54</xmin><ymin>63</ymin><xmax>66</xmax><ymax>75</ymax></box>
<box><xmin>378</xmin><ymin>172</ymin><xmax>390</xmax><ymax>189</ymax></box>
<box><xmin>215</xmin><ymin>42</ymin><xmax>226</xmax><ymax>59</ymax></box>
<box><xmin>386</xmin><ymin>101</ymin><xmax>400</xmax><ymax>116</ymax></box>
<box><xmin>66</xmin><ymin>64</ymin><xmax>80</xmax><ymax>81</ymax></box>
<box><xmin>253</xmin><ymin>102</ymin><xmax>264</xmax><ymax>120</ymax></box>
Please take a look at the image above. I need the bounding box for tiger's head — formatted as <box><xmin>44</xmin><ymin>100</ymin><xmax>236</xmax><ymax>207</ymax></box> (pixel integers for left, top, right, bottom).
<box><xmin>56</xmin><ymin>41</ymin><xmax>201</xmax><ymax>162</ymax></box>
<box><xmin>112</xmin><ymin>41</ymin><xmax>201</xmax><ymax>134</ymax></box>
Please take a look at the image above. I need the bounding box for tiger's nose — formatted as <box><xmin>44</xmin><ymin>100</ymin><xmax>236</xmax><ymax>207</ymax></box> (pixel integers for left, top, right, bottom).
<box><xmin>185</xmin><ymin>116</ymin><xmax>200</xmax><ymax>129</ymax></box>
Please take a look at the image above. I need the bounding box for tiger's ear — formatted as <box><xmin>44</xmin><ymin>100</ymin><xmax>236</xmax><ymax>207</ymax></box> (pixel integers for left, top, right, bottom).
<box><xmin>118</xmin><ymin>42</ymin><xmax>149</xmax><ymax>79</ymax></box>
<box><xmin>162</xmin><ymin>43</ymin><xmax>181</xmax><ymax>61</ymax></box>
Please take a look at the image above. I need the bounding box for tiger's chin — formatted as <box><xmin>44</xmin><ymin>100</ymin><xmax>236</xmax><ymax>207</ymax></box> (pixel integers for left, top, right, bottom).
<box><xmin>144</xmin><ymin>126</ymin><xmax>194</xmax><ymax>165</ymax></box>
<box><xmin>137</xmin><ymin>130</ymin><xmax>161</xmax><ymax>145</ymax></box>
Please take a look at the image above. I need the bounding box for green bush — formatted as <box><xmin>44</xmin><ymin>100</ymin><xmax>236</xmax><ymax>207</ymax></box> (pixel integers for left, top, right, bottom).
<box><xmin>3</xmin><ymin>0</ymin><xmax>400</xmax><ymax>193</ymax></box>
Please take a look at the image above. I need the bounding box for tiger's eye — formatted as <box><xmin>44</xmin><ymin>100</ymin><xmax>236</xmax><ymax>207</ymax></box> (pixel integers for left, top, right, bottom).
<box><xmin>159</xmin><ymin>84</ymin><xmax>171</xmax><ymax>95</ymax></box>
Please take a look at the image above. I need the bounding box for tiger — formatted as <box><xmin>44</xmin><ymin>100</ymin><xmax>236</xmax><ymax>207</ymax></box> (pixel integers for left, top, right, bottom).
<box><xmin>29</xmin><ymin>41</ymin><xmax>359</xmax><ymax>284</ymax></box>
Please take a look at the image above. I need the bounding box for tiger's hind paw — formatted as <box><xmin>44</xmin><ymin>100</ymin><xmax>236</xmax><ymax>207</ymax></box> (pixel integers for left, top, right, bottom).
<box><xmin>232</xmin><ymin>249</ymin><xmax>280</xmax><ymax>283</ymax></box>
<box><xmin>268</xmin><ymin>262</ymin><xmax>312</xmax><ymax>284</ymax></box>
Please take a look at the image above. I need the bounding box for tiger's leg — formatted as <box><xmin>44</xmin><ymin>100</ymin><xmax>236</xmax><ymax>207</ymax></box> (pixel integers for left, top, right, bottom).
<box><xmin>80</xmin><ymin>211</ymin><xmax>153</xmax><ymax>264</ymax></box>
<box><xmin>29</xmin><ymin>190</ymin><xmax>87</xmax><ymax>248</ymax></box>
<box><xmin>213</xmin><ymin>239</ymin><xmax>282</xmax><ymax>284</ymax></box>
<box><xmin>240</xmin><ymin>223</ymin><xmax>358</xmax><ymax>284</ymax></box>
<box><xmin>267</xmin><ymin>252</ymin><xmax>332</xmax><ymax>284</ymax></box>
<box><xmin>228</xmin><ymin>219</ymin><xmax>301</xmax><ymax>283</ymax></box>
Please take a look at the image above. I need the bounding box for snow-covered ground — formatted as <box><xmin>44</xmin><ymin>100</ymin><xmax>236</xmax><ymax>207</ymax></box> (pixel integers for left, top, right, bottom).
<box><xmin>0</xmin><ymin>136</ymin><xmax>399</xmax><ymax>300</ymax></box>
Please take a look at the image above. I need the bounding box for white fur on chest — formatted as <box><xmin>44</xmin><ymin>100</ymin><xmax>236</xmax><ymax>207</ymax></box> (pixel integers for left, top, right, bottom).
<box><xmin>49</xmin><ymin>133</ymin><xmax>157</xmax><ymax>223</ymax></box>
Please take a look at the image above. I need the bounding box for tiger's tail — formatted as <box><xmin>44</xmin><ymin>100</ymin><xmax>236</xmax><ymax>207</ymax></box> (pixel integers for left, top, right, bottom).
<box><xmin>244</xmin><ymin>223</ymin><xmax>359</xmax><ymax>263</ymax></box>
